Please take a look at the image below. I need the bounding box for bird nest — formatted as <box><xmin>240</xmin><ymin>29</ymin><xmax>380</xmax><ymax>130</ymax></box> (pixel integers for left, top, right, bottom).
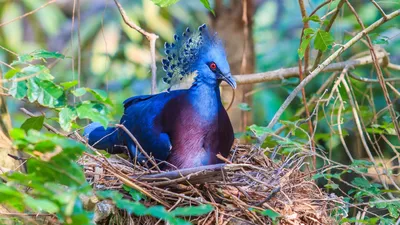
<box><xmin>80</xmin><ymin>144</ymin><xmax>344</xmax><ymax>225</ymax></box>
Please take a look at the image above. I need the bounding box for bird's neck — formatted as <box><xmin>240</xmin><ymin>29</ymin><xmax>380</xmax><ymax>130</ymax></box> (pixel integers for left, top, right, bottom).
<box><xmin>188</xmin><ymin>78</ymin><xmax>222</xmax><ymax>120</ymax></box>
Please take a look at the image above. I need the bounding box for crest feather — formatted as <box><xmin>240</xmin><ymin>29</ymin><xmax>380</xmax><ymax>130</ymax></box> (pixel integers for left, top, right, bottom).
<box><xmin>162</xmin><ymin>24</ymin><xmax>218</xmax><ymax>87</ymax></box>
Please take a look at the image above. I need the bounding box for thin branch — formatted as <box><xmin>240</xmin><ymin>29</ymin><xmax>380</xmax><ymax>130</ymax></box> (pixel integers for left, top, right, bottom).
<box><xmin>298</xmin><ymin>0</ymin><xmax>315</xmax><ymax>168</ymax></box>
<box><xmin>388</xmin><ymin>62</ymin><xmax>400</xmax><ymax>71</ymax></box>
<box><xmin>348</xmin><ymin>71</ymin><xmax>400</xmax><ymax>83</ymax></box>
<box><xmin>370</xmin><ymin>0</ymin><xmax>388</xmax><ymax>20</ymax></box>
<box><xmin>228</xmin><ymin>50</ymin><xmax>388</xmax><ymax>85</ymax></box>
<box><xmin>113</xmin><ymin>0</ymin><xmax>159</xmax><ymax>94</ymax></box>
<box><xmin>262</xmin><ymin>9</ymin><xmax>400</xmax><ymax>136</ymax></box>
<box><xmin>0</xmin><ymin>0</ymin><xmax>56</xmax><ymax>28</ymax></box>
<box><xmin>115</xmin><ymin>124</ymin><xmax>161</xmax><ymax>172</ymax></box>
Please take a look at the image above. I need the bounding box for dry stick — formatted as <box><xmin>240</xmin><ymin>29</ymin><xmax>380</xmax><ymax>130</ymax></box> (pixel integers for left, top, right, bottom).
<box><xmin>370</xmin><ymin>0</ymin><xmax>388</xmax><ymax>19</ymax></box>
<box><xmin>348</xmin><ymin>71</ymin><xmax>400</xmax><ymax>83</ymax></box>
<box><xmin>113</xmin><ymin>0</ymin><xmax>159</xmax><ymax>94</ymax></box>
<box><xmin>261</xmin><ymin>9</ymin><xmax>400</xmax><ymax>139</ymax></box>
<box><xmin>227</xmin><ymin>51</ymin><xmax>387</xmax><ymax>85</ymax></box>
<box><xmin>345</xmin><ymin>1</ymin><xmax>400</xmax><ymax>140</ymax></box>
<box><xmin>115</xmin><ymin>124</ymin><xmax>161</xmax><ymax>172</ymax></box>
<box><xmin>308</xmin><ymin>0</ymin><xmax>333</xmax><ymax>17</ymax></box>
<box><xmin>0</xmin><ymin>0</ymin><xmax>56</xmax><ymax>27</ymax></box>
<box><xmin>298</xmin><ymin>0</ymin><xmax>316</xmax><ymax>168</ymax></box>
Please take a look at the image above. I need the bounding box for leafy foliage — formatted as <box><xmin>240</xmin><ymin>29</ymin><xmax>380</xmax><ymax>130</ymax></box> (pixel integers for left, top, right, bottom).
<box><xmin>97</xmin><ymin>190</ymin><xmax>213</xmax><ymax>225</ymax></box>
<box><xmin>5</xmin><ymin>50</ymin><xmax>111</xmax><ymax>131</ymax></box>
<box><xmin>0</xmin><ymin>129</ymin><xmax>93</xmax><ymax>224</ymax></box>
<box><xmin>297</xmin><ymin>15</ymin><xmax>335</xmax><ymax>59</ymax></box>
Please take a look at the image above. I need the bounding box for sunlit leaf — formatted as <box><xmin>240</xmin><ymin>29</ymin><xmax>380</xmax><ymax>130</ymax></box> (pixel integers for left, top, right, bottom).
<box><xmin>60</xmin><ymin>80</ymin><xmax>79</xmax><ymax>90</ymax></box>
<box><xmin>76</xmin><ymin>102</ymin><xmax>109</xmax><ymax>127</ymax></box>
<box><xmin>21</xmin><ymin>65</ymin><xmax>54</xmax><ymax>80</ymax></box>
<box><xmin>59</xmin><ymin>107</ymin><xmax>78</xmax><ymax>131</ymax></box>
<box><xmin>150</xmin><ymin>0</ymin><xmax>180</xmax><ymax>7</ymax></box>
<box><xmin>9</xmin><ymin>73</ymin><xmax>27</xmax><ymax>99</ymax></box>
<box><xmin>35</xmin><ymin>79</ymin><xmax>66</xmax><ymax>108</ymax></box>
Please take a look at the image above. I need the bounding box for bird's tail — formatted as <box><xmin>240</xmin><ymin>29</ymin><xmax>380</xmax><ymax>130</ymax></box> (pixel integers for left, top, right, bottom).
<box><xmin>84</xmin><ymin>122</ymin><xmax>123</xmax><ymax>153</ymax></box>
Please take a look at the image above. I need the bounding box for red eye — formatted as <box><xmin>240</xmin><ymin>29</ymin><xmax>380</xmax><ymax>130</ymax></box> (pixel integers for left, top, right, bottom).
<box><xmin>210</xmin><ymin>62</ymin><xmax>217</xmax><ymax>71</ymax></box>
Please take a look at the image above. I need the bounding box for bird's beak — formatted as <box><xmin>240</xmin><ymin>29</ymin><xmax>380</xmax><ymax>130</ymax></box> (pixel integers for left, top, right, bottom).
<box><xmin>220</xmin><ymin>72</ymin><xmax>237</xmax><ymax>89</ymax></box>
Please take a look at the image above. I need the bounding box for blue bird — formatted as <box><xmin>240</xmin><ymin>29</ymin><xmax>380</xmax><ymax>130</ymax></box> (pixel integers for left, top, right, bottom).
<box><xmin>84</xmin><ymin>24</ymin><xmax>236</xmax><ymax>169</ymax></box>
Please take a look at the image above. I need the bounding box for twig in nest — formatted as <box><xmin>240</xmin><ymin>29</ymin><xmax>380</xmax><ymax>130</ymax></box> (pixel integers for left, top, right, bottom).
<box><xmin>113</xmin><ymin>0</ymin><xmax>159</xmax><ymax>94</ymax></box>
<box><xmin>115</xmin><ymin>124</ymin><xmax>161</xmax><ymax>172</ymax></box>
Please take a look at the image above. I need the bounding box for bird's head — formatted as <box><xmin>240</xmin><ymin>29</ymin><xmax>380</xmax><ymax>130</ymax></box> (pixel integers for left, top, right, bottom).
<box><xmin>162</xmin><ymin>24</ymin><xmax>236</xmax><ymax>89</ymax></box>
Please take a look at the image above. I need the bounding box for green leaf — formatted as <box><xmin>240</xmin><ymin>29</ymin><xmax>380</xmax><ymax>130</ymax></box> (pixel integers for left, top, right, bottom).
<box><xmin>10</xmin><ymin>128</ymin><xmax>26</xmax><ymax>140</ymax></box>
<box><xmin>302</xmin><ymin>14</ymin><xmax>320</xmax><ymax>23</ymax></box>
<box><xmin>9</xmin><ymin>73</ymin><xmax>27</xmax><ymax>99</ymax></box>
<box><xmin>59</xmin><ymin>107</ymin><xmax>78</xmax><ymax>131</ymax></box>
<box><xmin>21</xmin><ymin>65</ymin><xmax>54</xmax><ymax>80</ymax></box>
<box><xmin>4</xmin><ymin>68</ymin><xmax>19</xmax><ymax>79</ymax></box>
<box><xmin>14</xmin><ymin>49</ymin><xmax>64</xmax><ymax>65</ymax></box>
<box><xmin>87</xmin><ymin>88</ymin><xmax>112</xmax><ymax>105</ymax></box>
<box><xmin>388</xmin><ymin>204</ymin><xmax>400</xmax><ymax>218</ymax></box>
<box><xmin>260</xmin><ymin>209</ymin><xmax>280</xmax><ymax>220</ymax></box>
<box><xmin>20</xmin><ymin>116</ymin><xmax>45</xmax><ymax>132</ymax></box>
<box><xmin>238</xmin><ymin>103</ymin><xmax>251</xmax><ymax>111</ymax></box>
<box><xmin>200</xmin><ymin>0</ymin><xmax>215</xmax><ymax>15</ymax></box>
<box><xmin>76</xmin><ymin>102</ymin><xmax>109</xmax><ymax>127</ymax></box>
<box><xmin>60</xmin><ymin>80</ymin><xmax>78</xmax><ymax>90</ymax></box>
<box><xmin>116</xmin><ymin>199</ymin><xmax>147</xmax><ymax>215</ymax></box>
<box><xmin>96</xmin><ymin>190</ymin><xmax>123</xmax><ymax>201</ymax></box>
<box><xmin>30</xmin><ymin>78</ymin><xmax>66</xmax><ymax>108</ymax></box>
<box><xmin>351</xmin><ymin>177</ymin><xmax>371</xmax><ymax>189</ymax></box>
<box><xmin>324</xmin><ymin>183</ymin><xmax>339</xmax><ymax>190</ymax></box>
<box><xmin>24</xmin><ymin>196</ymin><xmax>59</xmax><ymax>213</ymax></box>
<box><xmin>171</xmin><ymin>204</ymin><xmax>213</xmax><ymax>216</ymax></box>
<box><xmin>150</xmin><ymin>0</ymin><xmax>180</xmax><ymax>7</ymax></box>
<box><xmin>351</xmin><ymin>159</ymin><xmax>374</xmax><ymax>168</ymax></box>
<box><xmin>298</xmin><ymin>36</ymin><xmax>312</xmax><ymax>59</ymax></box>
<box><xmin>303</xmin><ymin>28</ymin><xmax>315</xmax><ymax>36</ymax></box>
<box><xmin>314</xmin><ymin>30</ymin><xmax>334</xmax><ymax>52</ymax></box>
<box><xmin>72</xmin><ymin>87</ymin><xmax>112</xmax><ymax>105</ymax></box>
<box><xmin>298</xmin><ymin>28</ymin><xmax>315</xmax><ymax>59</ymax></box>
<box><xmin>71</xmin><ymin>87</ymin><xmax>87</xmax><ymax>97</ymax></box>
<box><xmin>248</xmin><ymin>124</ymin><xmax>273</xmax><ymax>138</ymax></box>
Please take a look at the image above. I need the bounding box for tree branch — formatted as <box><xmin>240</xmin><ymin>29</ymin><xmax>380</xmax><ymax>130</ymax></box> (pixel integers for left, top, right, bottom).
<box><xmin>113</xmin><ymin>0</ymin><xmax>159</xmax><ymax>94</ymax></box>
<box><xmin>228</xmin><ymin>50</ymin><xmax>389</xmax><ymax>85</ymax></box>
